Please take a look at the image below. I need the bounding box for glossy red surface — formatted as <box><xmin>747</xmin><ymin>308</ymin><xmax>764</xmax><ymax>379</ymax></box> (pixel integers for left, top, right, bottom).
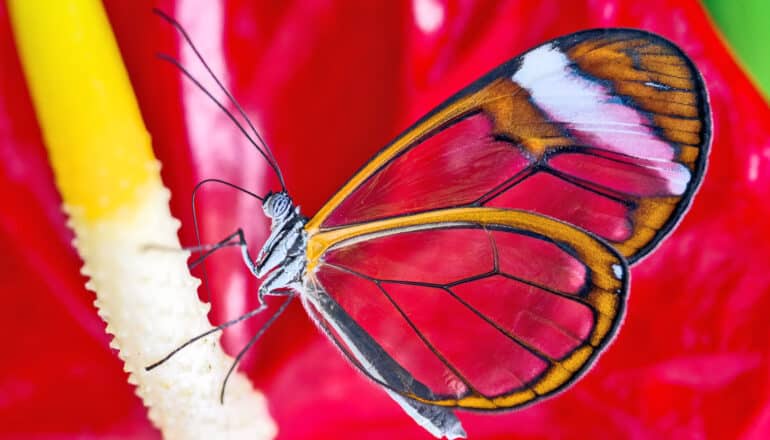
<box><xmin>2</xmin><ymin>0</ymin><xmax>770</xmax><ymax>439</ymax></box>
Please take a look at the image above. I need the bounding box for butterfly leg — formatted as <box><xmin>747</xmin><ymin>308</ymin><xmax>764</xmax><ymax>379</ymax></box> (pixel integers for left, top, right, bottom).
<box><xmin>232</xmin><ymin>228</ymin><xmax>261</xmax><ymax>277</ymax></box>
<box><xmin>186</xmin><ymin>228</ymin><xmax>249</xmax><ymax>270</ymax></box>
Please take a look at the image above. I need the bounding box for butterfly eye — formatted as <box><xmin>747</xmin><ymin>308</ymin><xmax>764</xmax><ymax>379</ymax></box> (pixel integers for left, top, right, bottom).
<box><xmin>264</xmin><ymin>192</ymin><xmax>292</xmax><ymax>219</ymax></box>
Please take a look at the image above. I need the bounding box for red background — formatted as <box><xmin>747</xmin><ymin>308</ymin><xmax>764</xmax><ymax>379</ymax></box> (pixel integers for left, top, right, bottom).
<box><xmin>1</xmin><ymin>0</ymin><xmax>769</xmax><ymax>438</ymax></box>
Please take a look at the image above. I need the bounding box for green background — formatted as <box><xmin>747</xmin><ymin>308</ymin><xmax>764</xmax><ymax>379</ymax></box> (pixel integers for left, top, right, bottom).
<box><xmin>704</xmin><ymin>0</ymin><xmax>770</xmax><ymax>100</ymax></box>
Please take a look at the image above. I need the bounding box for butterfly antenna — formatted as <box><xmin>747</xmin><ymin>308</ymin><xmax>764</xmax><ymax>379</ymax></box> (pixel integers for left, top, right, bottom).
<box><xmin>220</xmin><ymin>295</ymin><xmax>294</xmax><ymax>404</ymax></box>
<box><xmin>193</xmin><ymin>178</ymin><xmax>264</xmax><ymax>202</ymax></box>
<box><xmin>155</xmin><ymin>52</ymin><xmax>284</xmax><ymax>187</ymax></box>
<box><xmin>153</xmin><ymin>8</ymin><xmax>286</xmax><ymax>191</ymax></box>
<box><xmin>144</xmin><ymin>302</ymin><xmax>270</xmax><ymax>371</ymax></box>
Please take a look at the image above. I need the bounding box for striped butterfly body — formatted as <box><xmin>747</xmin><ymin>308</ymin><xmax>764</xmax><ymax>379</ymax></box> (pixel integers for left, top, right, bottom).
<box><xmin>153</xmin><ymin>19</ymin><xmax>710</xmax><ymax>439</ymax></box>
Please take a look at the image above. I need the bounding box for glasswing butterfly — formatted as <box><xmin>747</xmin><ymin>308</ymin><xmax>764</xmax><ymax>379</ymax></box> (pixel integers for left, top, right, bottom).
<box><xmin>150</xmin><ymin>10</ymin><xmax>711</xmax><ymax>439</ymax></box>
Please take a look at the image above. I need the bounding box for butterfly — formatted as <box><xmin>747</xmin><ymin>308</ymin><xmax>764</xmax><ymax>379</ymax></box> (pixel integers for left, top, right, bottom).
<box><xmin>151</xmin><ymin>11</ymin><xmax>711</xmax><ymax>439</ymax></box>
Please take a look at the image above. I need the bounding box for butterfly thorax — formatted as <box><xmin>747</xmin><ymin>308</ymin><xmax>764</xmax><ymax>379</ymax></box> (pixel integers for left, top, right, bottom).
<box><xmin>253</xmin><ymin>192</ymin><xmax>308</xmax><ymax>299</ymax></box>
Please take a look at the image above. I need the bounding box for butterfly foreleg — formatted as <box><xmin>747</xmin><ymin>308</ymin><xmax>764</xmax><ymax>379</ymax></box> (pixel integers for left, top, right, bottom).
<box><xmin>233</xmin><ymin>228</ymin><xmax>261</xmax><ymax>277</ymax></box>
<box><xmin>184</xmin><ymin>228</ymin><xmax>250</xmax><ymax>270</ymax></box>
<box><xmin>184</xmin><ymin>226</ymin><xmax>267</xmax><ymax>282</ymax></box>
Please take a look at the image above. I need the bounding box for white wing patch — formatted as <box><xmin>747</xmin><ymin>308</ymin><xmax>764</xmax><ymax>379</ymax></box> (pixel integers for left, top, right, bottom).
<box><xmin>512</xmin><ymin>44</ymin><xmax>691</xmax><ymax>196</ymax></box>
<box><xmin>612</xmin><ymin>263</ymin><xmax>623</xmax><ymax>279</ymax></box>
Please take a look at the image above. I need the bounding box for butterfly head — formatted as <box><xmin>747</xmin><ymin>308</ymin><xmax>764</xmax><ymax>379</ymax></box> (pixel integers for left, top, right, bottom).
<box><xmin>262</xmin><ymin>191</ymin><xmax>293</xmax><ymax>221</ymax></box>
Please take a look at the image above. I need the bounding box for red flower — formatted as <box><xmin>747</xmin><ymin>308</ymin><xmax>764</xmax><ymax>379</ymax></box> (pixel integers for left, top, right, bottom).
<box><xmin>2</xmin><ymin>0</ymin><xmax>769</xmax><ymax>438</ymax></box>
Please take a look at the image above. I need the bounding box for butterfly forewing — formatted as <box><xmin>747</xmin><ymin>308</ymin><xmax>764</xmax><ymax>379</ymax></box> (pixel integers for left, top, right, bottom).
<box><xmin>306</xmin><ymin>29</ymin><xmax>710</xmax><ymax>263</ymax></box>
<box><xmin>303</xmin><ymin>208</ymin><xmax>627</xmax><ymax>410</ymax></box>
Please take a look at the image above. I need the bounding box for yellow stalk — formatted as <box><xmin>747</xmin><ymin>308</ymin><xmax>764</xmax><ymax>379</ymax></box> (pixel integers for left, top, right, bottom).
<box><xmin>9</xmin><ymin>0</ymin><xmax>152</xmax><ymax>220</ymax></box>
<box><xmin>8</xmin><ymin>1</ymin><xmax>276</xmax><ymax>438</ymax></box>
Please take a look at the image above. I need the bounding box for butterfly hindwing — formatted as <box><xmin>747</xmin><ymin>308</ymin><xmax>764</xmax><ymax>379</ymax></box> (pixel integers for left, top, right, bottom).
<box><xmin>306</xmin><ymin>29</ymin><xmax>710</xmax><ymax>263</ymax></box>
<box><xmin>303</xmin><ymin>208</ymin><xmax>627</xmax><ymax>410</ymax></box>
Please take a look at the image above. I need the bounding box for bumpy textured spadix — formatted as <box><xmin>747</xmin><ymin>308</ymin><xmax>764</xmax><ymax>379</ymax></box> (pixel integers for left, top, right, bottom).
<box><xmin>74</xmin><ymin>179</ymin><xmax>276</xmax><ymax>439</ymax></box>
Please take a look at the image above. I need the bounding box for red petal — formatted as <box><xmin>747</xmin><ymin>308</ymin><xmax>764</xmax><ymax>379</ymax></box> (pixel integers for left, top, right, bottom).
<box><xmin>2</xmin><ymin>0</ymin><xmax>769</xmax><ymax>438</ymax></box>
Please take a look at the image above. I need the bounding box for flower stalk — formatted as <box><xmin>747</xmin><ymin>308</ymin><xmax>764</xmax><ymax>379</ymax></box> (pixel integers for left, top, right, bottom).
<box><xmin>8</xmin><ymin>1</ymin><xmax>275</xmax><ymax>438</ymax></box>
